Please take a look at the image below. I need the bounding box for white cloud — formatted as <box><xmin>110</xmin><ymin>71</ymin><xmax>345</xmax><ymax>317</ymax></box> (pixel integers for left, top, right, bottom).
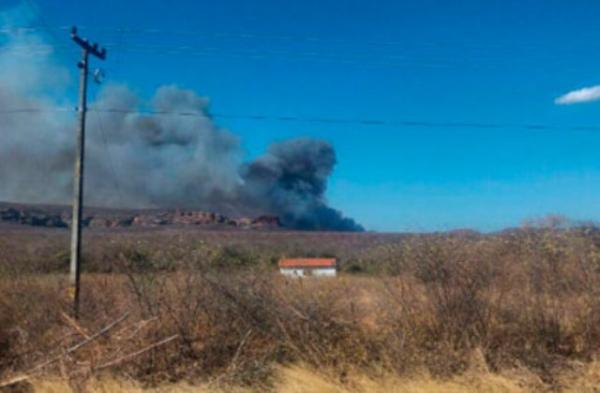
<box><xmin>555</xmin><ymin>85</ymin><xmax>600</xmax><ymax>105</ymax></box>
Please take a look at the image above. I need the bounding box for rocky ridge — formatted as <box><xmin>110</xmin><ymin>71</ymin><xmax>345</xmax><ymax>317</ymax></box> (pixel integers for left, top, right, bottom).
<box><xmin>0</xmin><ymin>203</ymin><xmax>281</xmax><ymax>230</ymax></box>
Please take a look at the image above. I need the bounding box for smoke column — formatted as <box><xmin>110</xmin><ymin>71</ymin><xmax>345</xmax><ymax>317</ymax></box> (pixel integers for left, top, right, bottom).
<box><xmin>0</xmin><ymin>21</ymin><xmax>362</xmax><ymax>231</ymax></box>
<box><xmin>242</xmin><ymin>139</ymin><xmax>363</xmax><ymax>230</ymax></box>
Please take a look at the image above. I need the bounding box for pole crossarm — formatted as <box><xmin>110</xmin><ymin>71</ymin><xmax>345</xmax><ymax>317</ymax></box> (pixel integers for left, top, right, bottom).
<box><xmin>71</xmin><ymin>26</ymin><xmax>106</xmax><ymax>59</ymax></box>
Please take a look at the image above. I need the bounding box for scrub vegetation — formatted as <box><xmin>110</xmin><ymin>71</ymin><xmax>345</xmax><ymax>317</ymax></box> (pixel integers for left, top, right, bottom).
<box><xmin>2</xmin><ymin>220</ymin><xmax>600</xmax><ymax>392</ymax></box>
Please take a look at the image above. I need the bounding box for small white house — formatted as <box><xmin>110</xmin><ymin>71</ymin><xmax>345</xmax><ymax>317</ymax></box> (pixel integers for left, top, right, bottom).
<box><xmin>278</xmin><ymin>258</ymin><xmax>337</xmax><ymax>277</ymax></box>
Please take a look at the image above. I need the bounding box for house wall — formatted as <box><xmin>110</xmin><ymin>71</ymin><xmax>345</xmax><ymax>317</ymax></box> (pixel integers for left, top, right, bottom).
<box><xmin>279</xmin><ymin>268</ymin><xmax>337</xmax><ymax>277</ymax></box>
<box><xmin>280</xmin><ymin>268</ymin><xmax>305</xmax><ymax>277</ymax></box>
<box><xmin>311</xmin><ymin>268</ymin><xmax>337</xmax><ymax>277</ymax></box>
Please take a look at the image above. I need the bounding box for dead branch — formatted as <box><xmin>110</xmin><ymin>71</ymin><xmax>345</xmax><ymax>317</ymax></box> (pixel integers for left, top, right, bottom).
<box><xmin>228</xmin><ymin>329</ymin><xmax>253</xmax><ymax>372</ymax></box>
<box><xmin>60</xmin><ymin>311</ymin><xmax>91</xmax><ymax>339</ymax></box>
<box><xmin>94</xmin><ymin>334</ymin><xmax>179</xmax><ymax>370</ymax></box>
<box><xmin>0</xmin><ymin>311</ymin><xmax>130</xmax><ymax>387</ymax></box>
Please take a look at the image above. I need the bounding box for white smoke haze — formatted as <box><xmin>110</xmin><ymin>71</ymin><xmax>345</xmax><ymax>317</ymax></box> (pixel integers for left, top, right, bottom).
<box><xmin>0</xmin><ymin>22</ymin><xmax>74</xmax><ymax>204</ymax></box>
<box><xmin>86</xmin><ymin>84</ymin><xmax>244</xmax><ymax>211</ymax></box>
<box><xmin>555</xmin><ymin>85</ymin><xmax>600</xmax><ymax>105</ymax></box>
<box><xmin>0</xmin><ymin>19</ymin><xmax>362</xmax><ymax>231</ymax></box>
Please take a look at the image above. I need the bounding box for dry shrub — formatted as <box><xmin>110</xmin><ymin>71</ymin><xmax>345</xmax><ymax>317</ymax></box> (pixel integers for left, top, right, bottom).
<box><xmin>3</xmin><ymin>226</ymin><xmax>600</xmax><ymax>390</ymax></box>
<box><xmin>0</xmin><ymin>275</ymin><xmax>67</xmax><ymax>375</ymax></box>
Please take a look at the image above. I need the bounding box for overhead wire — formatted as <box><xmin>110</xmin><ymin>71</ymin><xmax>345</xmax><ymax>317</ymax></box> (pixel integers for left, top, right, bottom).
<box><xmin>0</xmin><ymin>23</ymin><xmax>596</xmax><ymax>133</ymax></box>
<box><xmin>88</xmin><ymin>26</ymin><xmax>125</xmax><ymax>203</ymax></box>
<box><xmin>93</xmin><ymin>109</ymin><xmax>125</xmax><ymax>204</ymax></box>
<box><xmin>19</xmin><ymin>2</ymin><xmax>78</xmax><ymax>57</ymax></box>
<box><xmin>1</xmin><ymin>43</ymin><xmax>589</xmax><ymax>73</ymax></box>
<box><xmin>0</xmin><ymin>35</ymin><xmax>592</xmax><ymax>73</ymax></box>
<box><xmin>0</xmin><ymin>107</ymin><xmax>598</xmax><ymax>132</ymax></box>
<box><xmin>4</xmin><ymin>24</ymin><xmax>600</xmax><ymax>51</ymax></box>
<box><xmin>0</xmin><ymin>20</ymin><xmax>592</xmax><ymax>74</ymax></box>
<box><xmin>0</xmin><ymin>107</ymin><xmax>73</xmax><ymax>114</ymax></box>
<box><xmin>92</xmin><ymin>108</ymin><xmax>600</xmax><ymax>132</ymax></box>
<box><xmin>3</xmin><ymin>24</ymin><xmax>599</xmax><ymax>62</ymax></box>
<box><xmin>0</xmin><ymin>25</ymin><xmax>523</xmax><ymax>48</ymax></box>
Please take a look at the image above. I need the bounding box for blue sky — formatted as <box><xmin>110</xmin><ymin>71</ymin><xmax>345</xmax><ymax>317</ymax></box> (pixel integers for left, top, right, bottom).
<box><xmin>4</xmin><ymin>0</ymin><xmax>600</xmax><ymax>232</ymax></box>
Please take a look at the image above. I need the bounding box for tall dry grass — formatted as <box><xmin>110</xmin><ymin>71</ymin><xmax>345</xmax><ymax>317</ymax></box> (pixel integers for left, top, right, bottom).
<box><xmin>2</xmin><ymin>225</ymin><xmax>600</xmax><ymax>391</ymax></box>
<box><xmin>21</xmin><ymin>363</ymin><xmax>600</xmax><ymax>393</ymax></box>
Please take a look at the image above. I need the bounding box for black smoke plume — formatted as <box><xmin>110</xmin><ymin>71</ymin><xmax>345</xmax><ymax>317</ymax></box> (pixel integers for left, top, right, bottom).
<box><xmin>242</xmin><ymin>139</ymin><xmax>363</xmax><ymax>231</ymax></box>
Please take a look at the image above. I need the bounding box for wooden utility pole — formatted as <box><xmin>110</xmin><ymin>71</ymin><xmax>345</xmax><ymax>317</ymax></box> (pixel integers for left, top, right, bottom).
<box><xmin>69</xmin><ymin>26</ymin><xmax>106</xmax><ymax>318</ymax></box>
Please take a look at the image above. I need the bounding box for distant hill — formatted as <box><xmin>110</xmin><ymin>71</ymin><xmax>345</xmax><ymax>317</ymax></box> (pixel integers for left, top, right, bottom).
<box><xmin>0</xmin><ymin>202</ymin><xmax>282</xmax><ymax>231</ymax></box>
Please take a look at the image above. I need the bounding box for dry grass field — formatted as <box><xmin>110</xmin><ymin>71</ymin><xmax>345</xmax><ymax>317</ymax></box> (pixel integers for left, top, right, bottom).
<box><xmin>2</xmin><ymin>221</ymin><xmax>600</xmax><ymax>392</ymax></box>
<box><xmin>21</xmin><ymin>364</ymin><xmax>600</xmax><ymax>393</ymax></box>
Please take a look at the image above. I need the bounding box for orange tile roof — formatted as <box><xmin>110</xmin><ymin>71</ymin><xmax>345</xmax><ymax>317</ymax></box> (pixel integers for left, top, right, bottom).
<box><xmin>278</xmin><ymin>258</ymin><xmax>337</xmax><ymax>268</ymax></box>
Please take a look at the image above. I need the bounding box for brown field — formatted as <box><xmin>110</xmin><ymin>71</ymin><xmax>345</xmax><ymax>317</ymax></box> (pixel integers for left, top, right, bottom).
<box><xmin>2</xmin><ymin>222</ymin><xmax>600</xmax><ymax>392</ymax></box>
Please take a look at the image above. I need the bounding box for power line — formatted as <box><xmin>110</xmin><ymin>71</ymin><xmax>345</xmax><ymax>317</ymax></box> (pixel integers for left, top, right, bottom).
<box><xmin>0</xmin><ymin>24</ymin><xmax>526</xmax><ymax>48</ymax></box>
<box><xmin>0</xmin><ymin>43</ymin><xmax>467</xmax><ymax>69</ymax></box>
<box><xmin>87</xmin><ymin>108</ymin><xmax>600</xmax><ymax>131</ymax></box>
<box><xmin>0</xmin><ymin>22</ymin><xmax>590</xmax><ymax>70</ymax></box>
<box><xmin>93</xmin><ymin>110</ymin><xmax>125</xmax><ymax>204</ymax></box>
<box><xmin>1</xmin><ymin>42</ymin><xmax>590</xmax><ymax>73</ymax></box>
<box><xmin>1</xmin><ymin>106</ymin><xmax>597</xmax><ymax>132</ymax></box>
<box><xmin>4</xmin><ymin>24</ymin><xmax>600</xmax><ymax>65</ymax></box>
<box><xmin>0</xmin><ymin>107</ymin><xmax>73</xmax><ymax>114</ymax></box>
<box><xmin>5</xmin><ymin>24</ymin><xmax>600</xmax><ymax>51</ymax></box>
<box><xmin>22</xmin><ymin>0</ymin><xmax>71</xmax><ymax>55</ymax></box>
